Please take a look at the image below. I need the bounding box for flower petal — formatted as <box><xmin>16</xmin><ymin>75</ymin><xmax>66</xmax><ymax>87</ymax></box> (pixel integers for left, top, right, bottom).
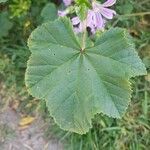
<box><xmin>79</xmin><ymin>23</ymin><xmax>83</xmax><ymax>32</ymax></box>
<box><xmin>94</xmin><ymin>12</ymin><xmax>104</xmax><ymax>29</ymax></box>
<box><xmin>73</xmin><ymin>23</ymin><xmax>83</xmax><ymax>33</ymax></box>
<box><xmin>87</xmin><ymin>10</ymin><xmax>94</xmax><ymax>27</ymax></box>
<box><xmin>102</xmin><ymin>0</ymin><xmax>116</xmax><ymax>7</ymax></box>
<box><xmin>74</xmin><ymin>27</ymin><xmax>81</xmax><ymax>33</ymax></box>
<box><xmin>100</xmin><ymin>7</ymin><xmax>116</xmax><ymax>19</ymax></box>
<box><xmin>71</xmin><ymin>17</ymin><xmax>80</xmax><ymax>25</ymax></box>
<box><xmin>58</xmin><ymin>10</ymin><xmax>68</xmax><ymax>17</ymax></box>
<box><xmin>63</xmin><ymin>0</ymin><xmax>72</xmax><ymax>6</ymax></box>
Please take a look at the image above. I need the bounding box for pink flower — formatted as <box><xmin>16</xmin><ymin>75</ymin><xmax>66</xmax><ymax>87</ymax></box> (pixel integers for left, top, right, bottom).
<box><xmin>63</xmin><ymin>0</ymin><xmax>73</xmax><ymax>6</ymax></box>
<box><xmin>58</xmin><ymin>0</ymin><xmax>73</xmax><ymax>17</ymax></box>
<box><xmin>90</xmin><ymin>0</ymin><xmax>116</xmax><ymax>29</ymax></box>
<box><xmin>58</xmin><ymin>10</ymin><xmax>69</xmax><ymax>17</ymax></box>
<box><xmin>93</xmin><ymin>0</ymin><xmax>116</xmax><ymax>19</ymax></box>
<box><xmin>87</xmin><ymin>10</ymin><xmax>105</xmax><ymax>33</ymax></box>
<box><xmin>71</xmin><ymin>0</ymin><xmax>116</xmax><ymax>34</ymax></box>
<box><xmin>71</xmin><ymin>13</ymin><xmax>99</xmax><ymax>34</ymax></box>
<box><xmin>71</xmin><ymin>17</ymin><xmax>84</xmax><ymax>33</ymax></box>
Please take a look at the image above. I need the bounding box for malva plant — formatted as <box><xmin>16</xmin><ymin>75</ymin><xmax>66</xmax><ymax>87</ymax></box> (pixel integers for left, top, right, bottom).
<box><xmin>25</xmin><ymin>0</ymin><xmax>147</xmax><ymax>134</ymax></box>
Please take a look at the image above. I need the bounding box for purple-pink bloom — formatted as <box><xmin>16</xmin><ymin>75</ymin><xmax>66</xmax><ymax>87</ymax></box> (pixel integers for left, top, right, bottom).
<box><xmin>102</xmin><ymin>0</ymin><xmax>116</xmax><ymax>7</ymax></box>
<box><xmin>60</xmin><ymin>0</ymin><xmax>116</xmax><ymax>34</ymax></box>
<box><xmin>71</xmin><ymin>11</ymin><xmax>104</xmax><ymax>34</ymax></box>
<box><xmin>71</xmin><ymin>0</ymin><xmax>116</xmax><ymax>34</ymax></box>
<box><xmin>91</xmin><ymin>0</ymin><xmax>116</xmax><ymax>29</ymax></box>
<box><xmin>58</xmin><ymin>10</ymin><xmax>69</xmax><ymax>17</ymax></box>
<box><xmin>87</xmin><ymin>10</ymin><xmax>105</xmax><ymax>32</ymax></box>
<box><xmin>93</xmin><ymin>0</ymin><xmax>116</xmax><ymax>19</ymax></box>
<box><xmin>71</xmin><ymin>17</ymin><xmax>84</xmax><ymax>33</ymax></box>
<box><xmin>58</xmin><ymin>0</ymin><xmax>73</xmax><ymax>17</ymax></box>
<box><xmin>63</xmin><ymin>0</ymin><xmax>73</xmax><ymax>6</ymax></box>
<box><xmin>71</xmin><ymin>13</ymin><xmax>99</xmax><ymax>34</ymax></box>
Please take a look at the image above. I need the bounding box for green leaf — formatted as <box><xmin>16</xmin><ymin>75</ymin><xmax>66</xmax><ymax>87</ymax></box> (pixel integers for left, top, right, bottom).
<box><xmin>75</xmin><ymin>0</ymin><xmax>91</xmax><ymax>8</ymax></box>
<box><xmin>40</xmin><ymin>3</ymin><xmax>57</xmax><ymax>23</ymax></box>
<box><xmin>117</xmin><ymin>3</ymin><xmax>133</xmax><ymax>14</ymax></box>
<box><xmin>25</xmin><ymin>17</ymin><xmax>147</xmax><ymax>134</ymax></box>
<box><xmin>0</xmin><ymin>0</ymin><xmax>8</xmax><ymax>3</ymax></box>
<box><xmin>0</xmin><ymin>11</ymin><xmax>13</xmax><ymax>38</ymax></box>
<box><xmin>0</xmin><ymin>59</ymin><xmax>6</xmax><ymax>71</ymax></box>
<box><xmin>75</xmin><ymin>4</ymin><xmax>88</xmax><ymax>21</ymax></box>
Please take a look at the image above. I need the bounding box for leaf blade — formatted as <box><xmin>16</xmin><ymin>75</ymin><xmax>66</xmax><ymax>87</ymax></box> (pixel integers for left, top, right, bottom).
<box><xmin>25</xmin><ymin>17</ymin><xmax>147</xmax><ymax>134</ymax></box>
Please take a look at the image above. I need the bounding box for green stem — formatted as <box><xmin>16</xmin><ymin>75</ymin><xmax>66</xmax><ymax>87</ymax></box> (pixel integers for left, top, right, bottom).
<box><xmin>118</xmin><ymin>12</ymin><xmax>150</xmax><ymax>17</ymax></box>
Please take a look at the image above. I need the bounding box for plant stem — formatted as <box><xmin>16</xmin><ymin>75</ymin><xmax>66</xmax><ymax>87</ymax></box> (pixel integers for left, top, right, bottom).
<box><xmin>118</xmin><ymin>12</ymin><xmax>150</xmax><ymax>17</ymax></box>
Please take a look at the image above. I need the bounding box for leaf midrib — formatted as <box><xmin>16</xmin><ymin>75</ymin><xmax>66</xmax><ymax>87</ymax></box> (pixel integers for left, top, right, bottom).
<box><xmin>86</xmin><ymin>52</ymin><xmax>133</xmax><ymax>76</ymax></box>
<box><xmin>27</xmin><ymin>53</ymin><xmax>79</xmax><ymax>96</ymax></box>
<box><xmin>85</xmin><ymin>55</ymin><xmax>121</xmax><ymax>117</ymax></box>
<box><xmin>43</xmin><ymin>24</ymin><xmax>81</xmax><ymax>50</ymax></box>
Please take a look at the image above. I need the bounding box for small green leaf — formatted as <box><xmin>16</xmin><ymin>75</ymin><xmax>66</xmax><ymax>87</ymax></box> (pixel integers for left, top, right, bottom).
<box><xmin>40</xmin><ymin>3</ymin><xmax>57</xmax><ymax>23</ymax></box>
<box><xmin>25</xmin><ymin>17</ymin><xmax>146</xmax><ymax>134</ymax></box>
<box><xmin>75</xmin><ymin>0</ymin><xmax>91</xmax><ymax>8</ymax></box>
<box><xmin>75</xmin><ymin>4</ymin><xmax>88</xmax><ymax>21</ymax></box>
<box><xmin>0</xmin><ymin>11</ymin><xmax>13</xmax><ymax>38</ymax></box>
<box><xmin>143</xmin><ymin>57</ymin><xmax>150</xmax><ymax>68</ymax></box>
<box><xmin>117</xmin><ymin>3</ymin><xmax>133</xmax><ymax>14</ymax></box>
<box><xmin>0</xmin><ymin>59</ymin><xmax>6</xmax><ymax>71</ymax></box>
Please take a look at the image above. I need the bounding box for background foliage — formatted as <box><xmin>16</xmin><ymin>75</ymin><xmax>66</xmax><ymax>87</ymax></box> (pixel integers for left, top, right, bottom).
<box><xmin>0</xmin><ymin>0</ymin><xmax>150</xmax><ymax>149</ymax></box>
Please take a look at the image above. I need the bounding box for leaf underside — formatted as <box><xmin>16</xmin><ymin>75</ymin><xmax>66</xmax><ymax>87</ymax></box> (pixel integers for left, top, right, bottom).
<box><xmin>25</xmin><ymin>17</ymin><xmax>146</xmax><ymax>134</ymax></box>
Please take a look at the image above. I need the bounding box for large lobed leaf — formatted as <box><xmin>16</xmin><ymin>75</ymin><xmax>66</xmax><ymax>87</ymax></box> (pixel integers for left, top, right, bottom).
<box><xmin>25</xmin><ymin>17</ymin><xmax>146</xmax><ymax>134</ymax></box>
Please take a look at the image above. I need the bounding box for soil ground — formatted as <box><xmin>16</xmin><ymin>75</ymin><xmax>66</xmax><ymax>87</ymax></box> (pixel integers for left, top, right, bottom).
<box><xmin>0</xmin><ymin>85</ymin><xmax>63</xmax><ymax>150</ymax></box>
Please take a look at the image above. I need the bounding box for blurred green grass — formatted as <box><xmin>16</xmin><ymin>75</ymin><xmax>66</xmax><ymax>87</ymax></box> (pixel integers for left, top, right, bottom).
<box><xmin>0</xmin><ymin>0</ymin><xmax>150</xmax><ymax>150</ymax></box>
